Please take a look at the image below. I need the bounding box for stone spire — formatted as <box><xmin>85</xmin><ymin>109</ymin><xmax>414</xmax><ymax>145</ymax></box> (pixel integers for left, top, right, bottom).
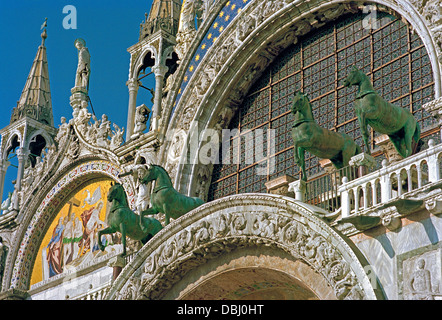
<box><xmin>139</xmin><ymin>0</ymin><xmax>182</xmax><ymax>40</ymax></box>
<box><xmin>10</xmin><ymin>28</ymin><xmax>54</xmax><ymax>127</ymax></box>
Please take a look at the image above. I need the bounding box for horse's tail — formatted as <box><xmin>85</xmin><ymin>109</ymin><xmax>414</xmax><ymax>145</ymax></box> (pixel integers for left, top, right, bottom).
<box><xmin>413</xmin><ymin>121</ymin><xmax>423</xmax><ymax>154</ymax></box>
<box><xmin>355</xmin><ymin>144</ymin><xmax>362</xmax><ymax>156</ymax></box>
<box><xmin>193</xmin><ymin>197</ymin><xmax>205</xmax><ymax>206</ymax></box>
<box><xmin>414</xmin><ymin>121</ymin><xmax>421</xmax><ymax>142</ymax></box>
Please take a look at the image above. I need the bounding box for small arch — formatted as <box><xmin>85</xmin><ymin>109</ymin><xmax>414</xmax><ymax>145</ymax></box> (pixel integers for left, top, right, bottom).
<box><xmin>28</xmin><ymin>135</ymin><xmax>47</xmax><ymax>168</ymax></box>
<box><xmin>390</xmin><ymin>172</ymin><xmax>399</xmax><ymax>198</ymax></box>
<box><xmin>365</xmin><ymin>182</ymin><xmax>373</xmax><ymax>209</ymax></box>
<box><xmin>4</xmin><ymin>134</ymin><xmax>20</xmax><ymax>160</ymax></box>
<box><xmin>348</xmin><ymin>189</ymin><xmax>356</xmax><ymax>214</ymax></box>
<box><xmin>134</xmin><ymin>48</ymin><xmax>156</xmax><ymax>79</ymax></box>
<box><xmin>419</xmin><ymin>159</ymin><xmax>429</xmax><ymax>187</ymax></box>
<box><xmin>373</xmin><ymin>178</ymin><xmax>381</xmax><ymax>206</ymax></box>
<box><xmin>409</xmin><ymin>164</ymin><xmax>419</xmax><ymax>190</ymax></box>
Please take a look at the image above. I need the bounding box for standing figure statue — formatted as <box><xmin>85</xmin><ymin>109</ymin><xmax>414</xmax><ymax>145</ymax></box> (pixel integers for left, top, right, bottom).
<box><xmin>74</xmin><ymin>38</ymin><xmax>91</xmax><ymax>90</ymax></box>
<box><xmin>178</xmin><ymin>0</ymin><xmax>197</xmax><ymax>33</ymax></box>
<box><xmin>344</xmin><ymin>66</ymin><xmax>421</xmax><ymax>158</ymax></box>
<box><xmin>132</xmin><ymin>104</ymin><xmax>150</xmax><ymax>138</ymax></box>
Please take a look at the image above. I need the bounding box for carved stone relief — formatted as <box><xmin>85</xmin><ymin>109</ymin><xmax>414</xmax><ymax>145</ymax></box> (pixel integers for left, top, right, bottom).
<box><xmin>400</xmin><ymin>247</ymin><xmax>442</xmax><ymax>300</ymax></box>
<box><xmin>106</xmin><ymin>194</ymin><xmax>383</xmax><ymax>300</ymax></box>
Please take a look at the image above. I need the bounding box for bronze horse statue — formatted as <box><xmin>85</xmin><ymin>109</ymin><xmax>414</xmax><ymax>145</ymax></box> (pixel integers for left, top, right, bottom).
<box><xmin>140</xmin><ymin>164</ymin><xmax>204</xmax><ymax>225</ymax></box>
<box><xmin>343</xmin><ymin>66</ymin><xmax>421</xmax><ymax>158</ymax></box>
<box><xmin>291</xmin><ymin>91</ymin><xmax>361</xmax><ymax>181</ymax></box>
<box><xmin>98</xmin><ymin>182</ymin><xmax>162</xmax><ymax>256</ymax></box>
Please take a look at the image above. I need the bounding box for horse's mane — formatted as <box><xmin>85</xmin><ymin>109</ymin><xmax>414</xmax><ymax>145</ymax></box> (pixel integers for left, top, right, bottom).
<box><xmin>303</xmin><ymin>95</ymin><xmax>315</xmax><ymax>120</ymax></box>
<box><xmin>113</xmin><ymin>183</ymin><xmax>129</xmax><ymax>206</ymax></box>
<box><xmin>152</xmin><ymin>165</ymin><xmax>173</xmax><ymax>186</ymax></box>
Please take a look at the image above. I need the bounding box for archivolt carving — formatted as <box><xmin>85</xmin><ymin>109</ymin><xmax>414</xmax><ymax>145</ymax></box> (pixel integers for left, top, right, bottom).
<box><xmin>107</xmin><ymin>194</ymin><xmax>383</xmax><ymax>300</ymax></box>
<box><xmin>6</xmin><ymin>158</ymin><xmax>134</xmax><ymax>290</ymax></box>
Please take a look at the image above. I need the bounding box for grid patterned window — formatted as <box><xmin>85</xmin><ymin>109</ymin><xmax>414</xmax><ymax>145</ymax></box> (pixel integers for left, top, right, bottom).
<box><xmin>208</xmin><ymin>11</ymin><xmax>436</xmax><ymax>201</ymax></box>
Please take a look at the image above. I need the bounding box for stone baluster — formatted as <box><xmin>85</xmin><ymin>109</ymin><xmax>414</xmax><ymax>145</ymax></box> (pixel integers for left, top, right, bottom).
<box><xmin>406</xmin><ymin>167</ymin><xmax>413</xmax><ymax>193</ymax></box>
<box><xmin>372</xmin><ymin>181</ymin><xmax>378</xmax><ymax>206</ymax></box>
<box><xmin>380</xmin><ymin>160</ymin><xmax>391</xmax><ymax>203</ymax></box>
<box><xmin>362</xmin><ymin>184</ymin><xmax>368</xmax><ymax>209</ymax></box>
<box><xmin>340</xmin><ymin>176</ymin><xmax>351</xmax><ymax>218</ymax></box>
<box><xmin>417</xmin><ymin>163</ymin><xmax>423</xmax><ymax>188</ymax></box>
<box><xmin>397</xmin><ymin>171</ymin><xmax>403</xmax><ymax>197</ymax></box>
<box><xmin>427</xmin><ymin>139</ymin><xmax>440</xmax><ymax>183</ymax></box>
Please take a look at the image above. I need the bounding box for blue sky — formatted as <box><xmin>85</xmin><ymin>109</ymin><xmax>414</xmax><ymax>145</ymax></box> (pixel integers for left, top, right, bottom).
<box><xmin>0</xmin><ymin>1</ymin><xmax>156</xmax><ymax>200</ymax></box>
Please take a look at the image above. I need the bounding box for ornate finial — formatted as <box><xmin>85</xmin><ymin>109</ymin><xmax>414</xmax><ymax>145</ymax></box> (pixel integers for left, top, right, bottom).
<box><xmin>41</xmin><ymin>18</ymin><xmax>48</xmax><ymax>46</ymax></box>
<box><xmin>41</xmin><ymin>17</ymin><xmax>48</xmax><ymax>30</ymax></box>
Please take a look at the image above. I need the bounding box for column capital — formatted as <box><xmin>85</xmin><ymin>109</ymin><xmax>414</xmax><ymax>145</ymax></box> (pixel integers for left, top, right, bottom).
<box><xmin>288</xmin><ymin>179</ymin><xmax>307</xmax><ymax>202</ymax></box>
<box><xmin>151</xmin><ymin>64</ymin><xmax>169</xmax><ymax>78</ymax></box>
<box><xmin>15</xmin><ymin>148</ymin><xmax>29</xmax><ymax>161</ymax></box>
<box><xmin>0</xmin><ymin>160</ymin><xmax>10</xmax><ymax>172</ymax></box>
<box><xmin>423</xmin><ymin>97</ymin><xmax>442</xmax><ymax>125</ymax></box>
<box><xmin>126</xmin><ymin>78</ymin><xmax>141</xmax><ymax>91</ymax></box>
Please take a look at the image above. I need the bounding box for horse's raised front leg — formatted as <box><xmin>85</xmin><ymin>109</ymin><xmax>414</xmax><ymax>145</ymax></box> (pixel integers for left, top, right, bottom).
<box><xmin>297</xmin><ymin>147</ymin><xmax>307</xmax><ymax>181</ymax></box>
<box><xmin>139</xmin><ymin>207</ymin><xmax>159</xmax><ymax>232</ymax></box>
<box><xmin>140</xmin><ymin>207</ymin><xmax>159</xmax><ymax>217</ymax></box>
<box><xmin>97</xmin><ymin>227</ymin><xmax>115</xmax><ymax>252</ymax></box>
<box><xmin>120</xmin><ymin>222</ymin><xmax>127</xmax><ymax>256</ymax></box>
<box><xmin>357</xmin><ymin>113</ymin><xmax>371</xmax><ymax>155</ymax></box>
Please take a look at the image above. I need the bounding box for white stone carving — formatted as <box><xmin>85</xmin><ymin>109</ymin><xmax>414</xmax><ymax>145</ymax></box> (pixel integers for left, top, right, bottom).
<box><xmin>108</xmin><ymin>195</ymin><xmax>380</xmax><ymax>300</ymax></box>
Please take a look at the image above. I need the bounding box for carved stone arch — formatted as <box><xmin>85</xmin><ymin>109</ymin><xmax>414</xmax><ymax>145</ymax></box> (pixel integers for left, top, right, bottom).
<box><xmin>106</xmin><ymin>194</ymin><xmax>385</xmax><ymax>300</ymax></box>
<box><xmin>160</xmin><ymin>0</ymin><xmax>442</xmax><ymax>198</ymax></box>
<box><xmin>131</xmin><ymin>45</ymin><xmax>157</xmax><ymax>80</ymax></box>
<box><xmin>4</xmin><ymin>157</ymin><xmax>135</xmax><ymax>290</ymax></box>
<box><xmin>26</xmin><ymin>129</ymin><xmax>54</xmax><ymax>150</ymax></box>
<box><xmin>26</xmin><ymin>130</ymin><xmax>55</xmax><ymax>166</ymax></box>
<box><xmin>3</xmin><ymin>132</ymin><xmax>21</xmax><ymax>160</ymax></box>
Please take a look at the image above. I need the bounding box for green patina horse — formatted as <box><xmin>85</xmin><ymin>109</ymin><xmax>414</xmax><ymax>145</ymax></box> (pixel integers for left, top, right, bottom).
<box><xmin>140</xmin><ymin>164</ymin><xmax>205</xmax><ymax>225</ymax></box>
<box><xmin>291</xmin><ymin>91</ymin><xmax>362</xmax><ymax>181</ymax></box>
<box><xmin>343</xmin><ymin>66</ymin><xmax>421</xmax><ymax>158</ymax></box>
<box><xmin>98</xmin><ymin>182</ymin><xmax>162</xmax><ymax>256</ymax></box>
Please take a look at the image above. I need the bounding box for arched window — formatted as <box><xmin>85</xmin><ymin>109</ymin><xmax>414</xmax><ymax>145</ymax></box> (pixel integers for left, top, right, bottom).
<box><xmin>208</xmin><ymin>10</ymin><xmax>435</xmax><ymax>201</ymax></box>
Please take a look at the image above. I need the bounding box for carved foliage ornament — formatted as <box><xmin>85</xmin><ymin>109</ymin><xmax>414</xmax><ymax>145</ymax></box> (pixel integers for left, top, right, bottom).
<box><xmin>112</xmin><ymin>196</ymin><xmax>377</xmax><ymax>300</ymax></box>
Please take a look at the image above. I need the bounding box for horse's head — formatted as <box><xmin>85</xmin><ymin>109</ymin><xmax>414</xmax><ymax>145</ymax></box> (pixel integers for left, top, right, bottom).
<box><xmin>140</xmin><ymin>164</ymin><xmax>158</xmax><ymax>184</ymax></box>
<box><xmin>343</xmin><ymin>65</ymin><xmax>363</xmax><ymax>87</ymax></box>
<box><xmin>291</xmin><ymin>92</ymin><xmax>310</xmax><ymax>114</ymax></box>
<box><xmin>107</xmin><ymin>182</ymin><xmax>124</xmax><ymax>202</ymax></box>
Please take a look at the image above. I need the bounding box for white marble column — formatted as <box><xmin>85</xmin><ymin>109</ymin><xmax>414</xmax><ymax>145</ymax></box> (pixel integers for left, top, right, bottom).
<box><xmin>126</xmin><ymin>78</ymin><xmax>141</xmax><ymax>141</ymax></box>
<box><xmin>0</xmin><ymin>159</ymin><xmax>10</xmax><ymax>203</ymax></box>
<box><xmin>423</xmin><ymin>97</ymin><xmax>442</xmax><ymax>141</ymax></box>
<box><xmin>14</xmin><ymin>147</ymin><xmax>28</xmax><ymax>210</ymax></box>
<box><xmin>151</xmin><ymin>64</ymin><xmax>168</xmax><ymax>132</ymax></box>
